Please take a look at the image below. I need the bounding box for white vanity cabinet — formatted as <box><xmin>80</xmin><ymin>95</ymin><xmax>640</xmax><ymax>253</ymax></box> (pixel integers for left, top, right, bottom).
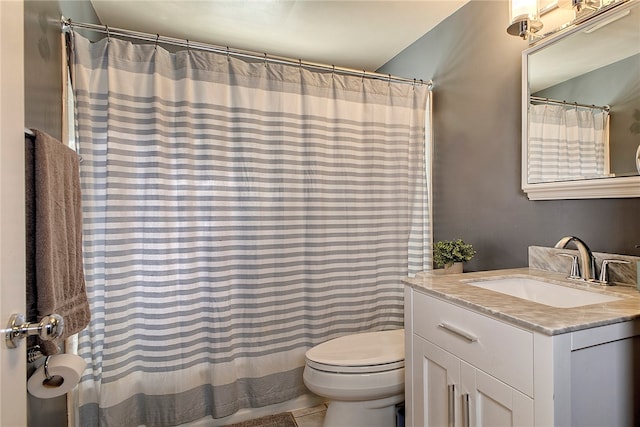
<box><xmin>414</xmin><ymin>336</ymin><xmax>534</xmax><ymax>427</ymax></box>
<box><xmin>405</xmin><ymin>286</ymin><xmax>640</xmax><ymax>427</ymax></box>
<box><xmin>409</xmin><ymin>289</ymin><xmax>534</xmax><ymax>426</ymax></box>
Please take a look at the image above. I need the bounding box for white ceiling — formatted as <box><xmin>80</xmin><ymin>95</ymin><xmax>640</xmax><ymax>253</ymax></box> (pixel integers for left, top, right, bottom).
<box><xmin>90</xmin><ymin>0</ymin><xmax>469</xmax><ymax>71</ymax></box>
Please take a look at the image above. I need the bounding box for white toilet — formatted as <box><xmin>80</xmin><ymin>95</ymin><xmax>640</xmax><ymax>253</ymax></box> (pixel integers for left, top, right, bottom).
<box><xmin>303</xmin><ymin>329</ymin><xmax>405</xmax><ymax>427</ymax></box>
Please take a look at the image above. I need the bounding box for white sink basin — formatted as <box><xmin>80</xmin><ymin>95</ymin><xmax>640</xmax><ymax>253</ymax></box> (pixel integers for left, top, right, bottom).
<box><xmin>467</xmin><ymin>277</ymin><xmax>622</xmax><ymax>308</ymax></box>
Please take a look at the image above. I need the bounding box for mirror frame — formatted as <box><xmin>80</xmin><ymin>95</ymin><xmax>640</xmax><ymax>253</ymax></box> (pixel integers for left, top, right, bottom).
<box><xmin>521</xmin><ymin>0</ymin><xmax>640</xmax><ymax>200</ymax></box>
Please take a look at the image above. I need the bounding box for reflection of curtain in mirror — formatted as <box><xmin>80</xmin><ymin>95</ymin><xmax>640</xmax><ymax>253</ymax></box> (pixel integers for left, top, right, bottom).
<box><xmin>528</xmin><ymin>104</ymin><xmax>610</xmax><ymax>183</ymax></box>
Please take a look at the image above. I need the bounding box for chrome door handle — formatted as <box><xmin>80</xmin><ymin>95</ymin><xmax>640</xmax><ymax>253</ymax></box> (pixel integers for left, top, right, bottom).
<box><xmin>2</xmin><ymin>313</ymin><xmax>64</xmax><ymax>348</ymax></box>
<box><xmin>462</xmin><ymin>393</ymin><xmax>470</xmax><ymax>427</ymax></box>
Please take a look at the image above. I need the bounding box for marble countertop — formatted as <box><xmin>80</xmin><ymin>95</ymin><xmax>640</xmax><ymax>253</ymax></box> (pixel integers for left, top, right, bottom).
<box><xmin>403</xmin><ymin>268</ymin><xmax>640</xmax><ymax>336</ymax></box>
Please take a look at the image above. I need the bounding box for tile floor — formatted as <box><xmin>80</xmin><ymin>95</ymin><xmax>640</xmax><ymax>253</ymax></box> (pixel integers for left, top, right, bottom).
<box><xmin>291</xmin><ymin>404</ymin><xmax>327</xmax><ymax>427</ymax></box>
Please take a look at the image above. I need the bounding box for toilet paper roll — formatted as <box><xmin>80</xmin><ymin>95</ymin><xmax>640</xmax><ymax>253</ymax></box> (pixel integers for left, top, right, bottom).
<box><xmin>28</xmin><ymin>354</ymin><xmax>86</xmax><ymax>399</ymax></box>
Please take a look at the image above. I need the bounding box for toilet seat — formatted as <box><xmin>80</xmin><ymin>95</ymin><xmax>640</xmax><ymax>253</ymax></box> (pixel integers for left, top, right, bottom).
<box><xmin>305</xmin><ymin>329</ymin><xmax>404</xmax><ymax>374</ymax></box>
<box><xmin>306</xmin><ymin>359</ymin><xmax>404</xmax><ymax>374</ymax></box>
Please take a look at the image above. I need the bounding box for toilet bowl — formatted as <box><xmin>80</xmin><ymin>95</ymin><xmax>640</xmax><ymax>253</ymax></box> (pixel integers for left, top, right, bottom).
<box><xmin>303</xmin><ymin>329</ymin><xmax>405</xmax><ymax>427</ymax></box>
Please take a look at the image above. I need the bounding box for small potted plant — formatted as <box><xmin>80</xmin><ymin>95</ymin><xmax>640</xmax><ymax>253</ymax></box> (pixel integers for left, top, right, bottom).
<box><xmin>433</xmin><ymin>239</ymin><xmax>476</xmax><ymax>274</ymax></box>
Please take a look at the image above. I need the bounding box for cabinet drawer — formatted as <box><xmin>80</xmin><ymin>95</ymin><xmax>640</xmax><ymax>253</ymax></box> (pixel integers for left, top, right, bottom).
<box><xmin>413</xmin><ymin>290</ymin><xmax>533</xmax><ymax>396</ymax></box>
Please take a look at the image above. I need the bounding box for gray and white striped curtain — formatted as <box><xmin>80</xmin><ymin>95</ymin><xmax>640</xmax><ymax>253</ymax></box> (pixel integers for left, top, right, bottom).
<box><xmin>528</xmin><ymin>104</ymin><xmax>610</xmax><ymax>183</ymax></box>
<box><xmin>71</xmin><ymin>32</ymin><xmax>431</xmax><ymax>427</ymax></box>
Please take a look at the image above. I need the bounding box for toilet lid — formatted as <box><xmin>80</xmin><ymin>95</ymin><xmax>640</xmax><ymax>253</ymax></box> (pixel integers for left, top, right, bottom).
<box><xmin>305</xmin><ymin>329</ymin><xmax>404</xmax><ymax>373</ymax></box>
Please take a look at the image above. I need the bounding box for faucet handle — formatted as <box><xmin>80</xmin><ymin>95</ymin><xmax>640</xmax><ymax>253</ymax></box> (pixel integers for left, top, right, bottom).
<box><xmin>557</xmin><ymin>253</ymin><xmax>581</xmax><ymax>280</ymax></box>
<box><xmin>597</xmin><ymin>259</ymin><xmax>631</xmax><ymax>285</ymax></box>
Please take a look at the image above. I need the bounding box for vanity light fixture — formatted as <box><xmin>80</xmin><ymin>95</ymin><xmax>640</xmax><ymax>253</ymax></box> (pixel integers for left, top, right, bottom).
<box><xmin>568</xmin><ymin>0</ymin><xmax>603</xmax><ymax>15</ymax></box>
<box><xmin>507</xmin><ymin>0</ymin><xmax>544</xmax><ymax>38</ymax></box>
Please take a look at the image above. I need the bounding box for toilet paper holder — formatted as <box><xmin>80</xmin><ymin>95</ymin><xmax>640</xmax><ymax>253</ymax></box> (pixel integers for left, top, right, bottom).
<box><xmin>41</xmin><ymin>355</ymin><xmax>65</xmax><ymax>386</ymax></box>
<box><xmin>2</xmin><ymin>313</ymin><xmax>64</xmax><ymax>349</ymax></box>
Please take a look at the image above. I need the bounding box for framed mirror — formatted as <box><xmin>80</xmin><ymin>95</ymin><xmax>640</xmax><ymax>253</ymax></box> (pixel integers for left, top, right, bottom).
<box><xmin>521</xmin><ymin>0</ymin><xmax>640</xmax><ymax>200</ymax></box>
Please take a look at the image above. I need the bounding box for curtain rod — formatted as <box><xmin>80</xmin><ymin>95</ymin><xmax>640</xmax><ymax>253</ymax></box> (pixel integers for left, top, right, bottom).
<box><xmin>530</xmin><ymin>96</ymin><xmax>610</xmax><ymax>112</ymax></box>
<box><xmin>61</xmin><ymin>17</ymin><xmax>433</xmax><ymax>89</ymax></box>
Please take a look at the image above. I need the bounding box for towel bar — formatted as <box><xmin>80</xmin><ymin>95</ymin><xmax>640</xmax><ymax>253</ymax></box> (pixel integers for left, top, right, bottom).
<box><xmin>2</xmin><ymin>313</ymin><xmax>64</xmax><ymax>349</ymax></box>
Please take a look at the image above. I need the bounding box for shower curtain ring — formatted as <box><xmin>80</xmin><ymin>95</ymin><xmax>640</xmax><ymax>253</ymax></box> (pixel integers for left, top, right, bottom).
<box><xmin>154</xmin><ymin>34</ymin><xmax>160</xmax><ymax>50</ymax></box>
<box><xmin>105</xmin><ymin>25</ymin><xmax>110</xmax><ymax>42</ymax></box>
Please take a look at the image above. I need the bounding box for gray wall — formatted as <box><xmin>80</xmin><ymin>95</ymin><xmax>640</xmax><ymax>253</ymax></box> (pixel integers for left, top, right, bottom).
<box><xmin>24</xmin><ymin>0</ymin><xmax>101</xmax><ymax>139</ymax></box>
<box><xmin>24</xmin><ymin>3</ymin><xmax>100</xmax><ymax>426</ymax></box>
<box><xmin>378</xmin><ymin>0</ymin><xmax>640</xmax><ymax>271</ymax></box>
<box><xmin>24</xmin><ymin>0</ymin><xmax>65</xmax><ymax>140</ymax></box>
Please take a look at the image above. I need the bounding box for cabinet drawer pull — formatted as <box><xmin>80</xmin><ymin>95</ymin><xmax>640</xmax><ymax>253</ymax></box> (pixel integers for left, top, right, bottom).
<box><xmin>448</xmin><ymin>384</ymin><xmax>455</xmax><ymax>427</ymax></box>
<box><xmin>462</xmin><ymin>393</ymin><xmax>470</xmax><ymax>427</ymax></box>
<box><xmin>438</xmin><ymin>322</ymin><xmax>478</xmax><ymax>343</ymax></box>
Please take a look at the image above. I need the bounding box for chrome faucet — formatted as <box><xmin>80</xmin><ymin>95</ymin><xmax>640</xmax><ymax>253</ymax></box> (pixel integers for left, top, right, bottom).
<box><xmin>554</xmin><ymin>236</ymin><xmax>596</xmax><ymax>281</ymax></box>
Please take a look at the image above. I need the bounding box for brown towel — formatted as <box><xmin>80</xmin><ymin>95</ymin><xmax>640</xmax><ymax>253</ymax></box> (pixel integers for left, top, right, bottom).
<box><xmin>25</xmin><ymin>129</ymin><xmax>90</xmax><ymax>355</ymax></box>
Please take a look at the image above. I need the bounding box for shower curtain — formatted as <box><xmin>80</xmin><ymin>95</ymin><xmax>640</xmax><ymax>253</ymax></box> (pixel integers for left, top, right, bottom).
<box><xmin>528</xmin><ymin>103</ymin><xmax>610</xmax><ymax>183</ymax></box>
<box><xmin>70</xmin><ymin>32</ymin><xmax>431</xmax><ymax>427</ymax></box>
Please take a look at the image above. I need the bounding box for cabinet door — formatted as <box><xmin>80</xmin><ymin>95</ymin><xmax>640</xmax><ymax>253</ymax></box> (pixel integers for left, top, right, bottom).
<box><xmin>412</xmin><ymin>335</ymin><xmax>461</xmax><ymax>427</ymax></box>
<box><xmin>570</xmin><ymin>335</ymin><xmax>640</xmax><ymax>427</ymax></box>
<box><xmin>461</xmin><ymin>362</ymin><xmax>534</xmax><ymax>427</ymax></box>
